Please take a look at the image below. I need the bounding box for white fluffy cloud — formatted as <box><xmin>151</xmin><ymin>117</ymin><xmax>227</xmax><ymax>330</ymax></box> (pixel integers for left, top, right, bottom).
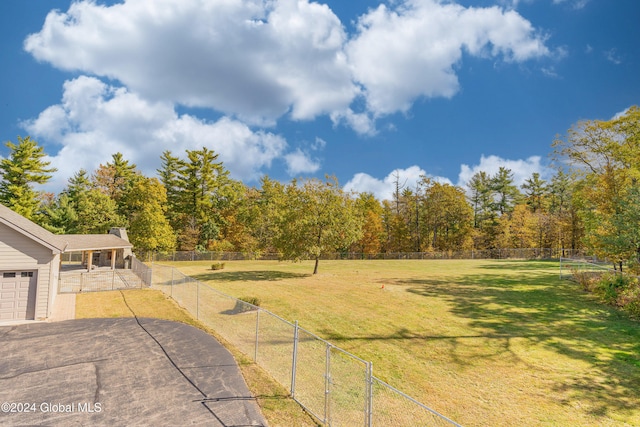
<box><xmin>457</xmin><ymin>154</ymin><xmax>550</xmax><ymax>189</ymax></box>
<box><xmin>344</xmin><ymin>166</ymin><xmax>452</xmax><ymax>200</ymax></box>
<box><xmin>500</xmin><ymin>0</ymin><xmax>589</xmax><ymax>10</ymax></box>
<box><xmin>24</xmin><ymin>0</ymin><xmax>357</xmax><ymax>125</ymax></box>
<box><xmin>18</xmin><ymin>1</ymin><xmax>558</xmax><ymax>193</ymax></box>
<box><xmin>345</xmin><ymin>155</ymin><xmax>552</xmax><ymax>200</ymax></box>
<box><xmin>24</xmin><ymin>0</ymin><xmax>552</xmax><ymax>132</ymax></box>
<box><xmin>345</xmin><ymin>0</ymin><xmax>550</xmax><ymax>116</ymax></box>
<box><xmin>284</xmin><ymin>149</ymin><xmax>321</xmax><ymax>175</ymax></box>
<box><xmin>330</xmin><ymin>109</ymin><xmax>378</xmax><ymax>136</ymax></box>
<box><xmin>23</xmin><ymin>77</ymin><xmax>289</xmax><ymax>191</ymax></box>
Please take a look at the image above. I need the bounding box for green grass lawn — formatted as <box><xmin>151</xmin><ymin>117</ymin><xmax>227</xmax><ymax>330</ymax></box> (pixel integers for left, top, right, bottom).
<box><xmin>164</xmin><ymin>259</ymin><xmax>640</xmax><ymax>427</ymax></box>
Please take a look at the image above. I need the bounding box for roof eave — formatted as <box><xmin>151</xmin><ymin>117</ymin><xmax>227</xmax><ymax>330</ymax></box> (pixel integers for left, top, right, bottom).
<box><xmin>0</xmin><ymin>217</ymin><xmax>65</xmax><ymax>253</ymax></box>
<box><xmin>63</xmin><ymin>245</ymin><xmax>133</xmax><ymax>252</ymax></box>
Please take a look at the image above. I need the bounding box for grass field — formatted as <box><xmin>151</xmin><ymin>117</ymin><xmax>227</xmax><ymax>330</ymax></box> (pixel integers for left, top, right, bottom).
<box><xmin>161</xmin><ymin>259</ymin><xmax>640</xmax><ymax>427</ymax></box>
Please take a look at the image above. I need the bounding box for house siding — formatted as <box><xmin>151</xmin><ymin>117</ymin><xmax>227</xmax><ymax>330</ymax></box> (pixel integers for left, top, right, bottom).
<box><xmin>0</xmin><ymin>222</ymin><xmax>56</xmax><ymax>320</ymax></box>
<box><xmin>47</xmin><ymin>253</ymin><xmax>60</xmax><ymax>319</ymax></box>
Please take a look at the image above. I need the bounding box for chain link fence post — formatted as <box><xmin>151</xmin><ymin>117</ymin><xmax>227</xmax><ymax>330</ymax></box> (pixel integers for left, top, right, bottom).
<box><xmin>325</xmin><ymin>343</ymin><xmax>332</xmax><ymax>425</ymax></box>
<box><xmin>291</xmin><ymin>320</ymin><xmax>299</xmax><ymax>399</ymax></box>
<box><xmin>254</xmin><ymin>309</ymin><xmax>260</xmax><ymax>362</ymax></box>
<box><xmin>366</xmin><ymin>361</ymin><xmax>373</xmax><ymax>427</ymax></box>
<box><xmin>149</xmin><ymin>258</ymin><xmax>153</xmax><ymax>287</ymax></box>
<box><xmin>559</xmin><ymin>257</ymin><xmax>563</xmax><ymax>279</ymax></box>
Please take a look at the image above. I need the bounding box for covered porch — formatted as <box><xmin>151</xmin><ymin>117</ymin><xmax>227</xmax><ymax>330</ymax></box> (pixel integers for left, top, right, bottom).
<box><xmin>58</xmin><ymin>231</ymin><xmax>140</xmax><ymax>293</ymax></box>
<box><xmin>60</xmin><ymin>232</ymin><xmax>133</xmax><ymax>271</ymax></box>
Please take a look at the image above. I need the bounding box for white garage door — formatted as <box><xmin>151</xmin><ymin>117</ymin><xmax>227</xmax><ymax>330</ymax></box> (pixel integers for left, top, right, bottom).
<box><xmin>0</xmin><ymin>271</ymin><xmax>37</xmax><ymax>321</ymax></box>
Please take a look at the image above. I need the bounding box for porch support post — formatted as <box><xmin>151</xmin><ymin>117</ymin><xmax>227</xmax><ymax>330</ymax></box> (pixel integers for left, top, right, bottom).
<box><xmin>111</xmin><ymin>249</ymin><xmax>117</xmax><ymax>270</ymax></box>
<box><xmin>87</xmin><ymin>250</ymin><xmax>93</xmax><ymax>272</ymax></box>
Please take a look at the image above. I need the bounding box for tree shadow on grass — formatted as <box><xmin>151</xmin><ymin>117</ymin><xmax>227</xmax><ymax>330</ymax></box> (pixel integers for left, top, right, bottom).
<box><xmin>191</xmin><ymin>270</ymin><xmax>310</xmax><ymax>283</ymax></box>
<box><xmin>397</xmin><ymin>266</ymin><xmax>640</xmax><ymax>420</ymax></box>
<box><xmin>476</xmin><ymin>260</ymin><xmax>561</xmax><ymax>271</ymax></box>
<box><xmin>318</xmin><ymin>324</ymin><xmax>556</xmax><ymax>369</ymax></box>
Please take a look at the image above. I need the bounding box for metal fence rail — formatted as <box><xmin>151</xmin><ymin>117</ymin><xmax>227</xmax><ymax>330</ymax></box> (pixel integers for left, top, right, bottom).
<box><xmin>150</xmin><ymin>263</ymin><xmax>462</xmax><ymax>426</ymax></box>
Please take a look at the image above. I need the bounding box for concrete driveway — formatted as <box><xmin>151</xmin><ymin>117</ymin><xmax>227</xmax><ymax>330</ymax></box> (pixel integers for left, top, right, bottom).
<box><xmin>0</xmin><ymin>318</ymin><xmax>268</xmax><ymax>426</ymax></box>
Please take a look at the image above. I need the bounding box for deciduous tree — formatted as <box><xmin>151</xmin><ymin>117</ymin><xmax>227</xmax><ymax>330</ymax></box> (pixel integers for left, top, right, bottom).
<box><xmin>74</xmin><ymin>188</ymin><xmax>125</xmax><ymax>234</ymax></box>
<box><xmin>253</xmin><ymin>176</ymin><xmax>286</xmax><ymax>254</ymax></box>
<box><xmin>420</xmin><ymin>178</ymin><xmax>473</xmax><ymax>251</ymax></box>
<box><xmin>553</xmin><ymin>106</ymin><xmax>640</xmax><ymax>267</ymax></box>
<box><xmin>499</xmin><ymin>204</ymin><xmax>537</xmax><ymax>249</ymax></box>
<box><xmin>124</xmin><ymin>177</ymin><xmax>176</xmax><ymax>252</ymax></box>
<box><xmin>273</xmin><ymin>177</ymin><xmax>362</xmax><ymax>274</ymax></box>
<box><xmin>352</xmin><ymin>192</ymin><xmax>385</xmax><ymax>255</ymax></box>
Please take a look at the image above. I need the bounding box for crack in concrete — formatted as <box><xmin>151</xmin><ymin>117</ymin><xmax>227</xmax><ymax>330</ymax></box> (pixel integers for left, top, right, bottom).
<box><xmin>0</xmin><ymin>359</ymin><xmax>108</xmax><ymax>380</ymax></box>
<box><xmin>93</xmin><ymin>362</ymin><xmax>103</xmax><ymax>404</ymax></box>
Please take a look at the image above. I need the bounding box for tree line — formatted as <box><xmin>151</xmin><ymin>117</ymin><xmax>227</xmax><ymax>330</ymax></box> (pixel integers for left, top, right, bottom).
<box><xmin>1</xmin><ymin>107</ymin><xmax>638</xmax><ymax>273</ymax></box>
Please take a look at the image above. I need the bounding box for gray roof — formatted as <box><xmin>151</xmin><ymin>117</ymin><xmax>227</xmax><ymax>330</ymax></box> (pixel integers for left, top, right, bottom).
<box><xmin>61</xmin><ymin>234</ymin><xmax>132</xmax><ymax>252</ymax></box>
<box><xmin>0</xmin><ymin>203</ymin><xmax>66</xmax><ymax>252</ymax></box>
<box><xmin>0</xmin><ymin>203</ymin><xmax>132</xmax><ymax>253</ymax></box>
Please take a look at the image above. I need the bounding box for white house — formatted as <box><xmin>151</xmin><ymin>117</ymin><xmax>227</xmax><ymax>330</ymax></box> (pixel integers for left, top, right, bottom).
<box><xmin>0</xmin><ymin>204</ymin><xmax>132</xmax><ymax>323</ymax></box>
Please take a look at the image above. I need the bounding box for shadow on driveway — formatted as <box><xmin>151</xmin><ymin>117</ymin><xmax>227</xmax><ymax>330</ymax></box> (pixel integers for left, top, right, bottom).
<box><xmin>0</xmin><ymin>318</ymin><xmax>267</xmax><ymax>426</ymax></box>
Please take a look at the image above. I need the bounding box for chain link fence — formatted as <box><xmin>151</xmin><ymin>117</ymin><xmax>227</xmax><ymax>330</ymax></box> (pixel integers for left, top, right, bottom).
<box><xmin>559</xmin><ymin>257</ymin><xmax>613</xmax><ymax>280</ymax></box>
<box><xmin>144</xmin><ymin>248</ymin><xmax>582</xmax><ymax>263</ymax></box>
<box><xmin>131</xmin><ymin>257</ymin><xmax>153</xmax><ymax>286</ymax></box>
<box><xmin>150</xmin><ymin>263</ymin><xmax>461</xmax><ymax>426</ymax></box>
<box><xmin>58</xmin><ymin>257</ymin><xmax>152</xmax><ymax>293</ymax></box>
<box><xmin>559</xmin><ymin>257</ymin><xmax>640</xmax><ymax>281</ymax></box>
<box><xmin>58</xmin><ymin>268</ymin><xmax>146</xmax><ymax>293</ymax></box>
<box><xmin>371</xmin><ymin>377</ymin><xmax>461</xmax><ymax>426</ymax></box>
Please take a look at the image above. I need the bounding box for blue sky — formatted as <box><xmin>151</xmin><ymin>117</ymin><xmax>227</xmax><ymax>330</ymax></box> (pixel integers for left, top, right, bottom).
<box><xmin>1</xmin><ymin>0</ymin><xmax>638</xmax><ymax>199</ymax></box>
